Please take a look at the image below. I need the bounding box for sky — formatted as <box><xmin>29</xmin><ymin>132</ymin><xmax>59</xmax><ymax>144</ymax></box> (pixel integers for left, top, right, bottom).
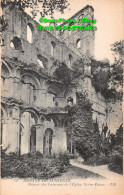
<box><xmin>53</xmin><ymin>0</ymin><xmax>124</xmax><ymax>64</ymax></box>
<box><xmin>26</xmin><ymin>0</ymin><xmax>124</xmax><ymax>64</ymax></box>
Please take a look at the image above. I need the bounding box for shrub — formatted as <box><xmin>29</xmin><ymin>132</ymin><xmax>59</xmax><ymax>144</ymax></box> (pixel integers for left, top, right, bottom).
<box><xmin>1</xmin><ymin>150</ymin><xmax>70</xmax><ymax>179</ymax></box>
<box><xmin>52</xmin><ymin>152</ymin><xmax>70</xmax><ymax>173</ymax></box>
<box><xmin>83</xmin><ymin>154</ymin><xmax>110</xmax><ymax>166</ymax></box>
<box><xmin>108</xmin><ymin>154</ymin><xmax>123</xmax><ymax>174</ymax></box>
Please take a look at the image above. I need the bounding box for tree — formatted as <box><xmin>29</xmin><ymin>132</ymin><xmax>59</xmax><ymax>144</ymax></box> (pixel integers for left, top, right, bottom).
<box><xmin>109</xmin><ymin>40</ymin><xmax>124</xmax><ymax>100</ymax></box>
<box><xmin>1</xmin><ymin>0</ymin><xmax>69</xmax><ymax>18</ymax></box>
<box><xmin>91</xmin><ymin>40</ymin><xmax>123</xmax><ymax>100</ymax></box>
<box><xmin>67</xmin><ymin>91</ymin><xmax>101</xmax><ymax>161</ymax></box>
<box><xmin>53</xmin><ymin>62</ymin><xmax>72</xmax><ymax>85</ymax></box>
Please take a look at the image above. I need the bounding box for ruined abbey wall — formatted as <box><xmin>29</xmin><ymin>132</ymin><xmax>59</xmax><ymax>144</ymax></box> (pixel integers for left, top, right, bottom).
<box><xmin>1</xmin><ymin>5</ymin><xmax>122</xmax><ymax>155</ymax></box>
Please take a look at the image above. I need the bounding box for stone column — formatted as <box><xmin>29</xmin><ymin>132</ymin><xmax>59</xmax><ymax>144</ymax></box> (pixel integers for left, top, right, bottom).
<box><xmin>51</xmin><ymin>134</ymin><xmax>56</xmax><ymax>154</ymax></box>
<box><xmin>9</xmin><ymin>77</ymin><xmax>14</xmax><ymax>97</ymax></box>
<box><xmin>8</xmin><ymin>106</ymin><xmax>20</xmax><ymax>153</ymax></box>
<box><xmin>36</xmin><ymin>124</ymin><xmax>44</xmax><ymax>154</ymax></box>
<box><xmin>4</xmin><ymin>78</ymin><xmax>10</xmax><ymax>97</ymax></box>
<box><xmin>9</xmin><ymin>119</ymin><xmax>20</xmax><ymax>153</ymax></box>
<box><xmin>13</xmin><ymin>78</ymin><xmax>20</xmax><ymax>99</ymax></box>
<box><xmin>61</xmin><ymin>129</ymin><xmax>67</xmax><ymax>151</ymax></box>
<box><xmin>1</xmin><ymin>120</ymin><xmax>8</xmax><ymax>150</ymax></box>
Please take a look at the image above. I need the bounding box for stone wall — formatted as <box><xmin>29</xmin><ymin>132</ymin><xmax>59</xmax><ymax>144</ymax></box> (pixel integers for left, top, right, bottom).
<box><xmin>1</xmin><ymin>4</ymin><xmax>122</xmax><ymax>155</ymax></box>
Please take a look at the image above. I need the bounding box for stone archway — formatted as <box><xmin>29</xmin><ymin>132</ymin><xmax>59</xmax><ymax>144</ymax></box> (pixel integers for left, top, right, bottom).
<box><xmin>43</xmin><ymin>128</ymin><xmax>53</xmax><ymax>156</ymax></box>
<box><xmin>20</xmin><ymin>110</ymin><xmax>38</xmax><ymax>155</ymax></box>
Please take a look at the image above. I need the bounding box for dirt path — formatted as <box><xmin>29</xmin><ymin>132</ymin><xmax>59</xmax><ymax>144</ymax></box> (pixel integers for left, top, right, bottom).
<box><xmin>70</xmin><ymin>159</ymin><xmax>123</xmax><ymax>180</ymax></box>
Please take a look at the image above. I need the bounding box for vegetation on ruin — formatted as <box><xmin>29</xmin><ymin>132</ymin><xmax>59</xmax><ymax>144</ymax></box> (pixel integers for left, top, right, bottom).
<box><xmin>108</xmin><ymin>124</ymin><xmax>123</xmax><ymax>174</ymax></box>
<box><xmin>91</xmin><ymin>40</ymin><xmax>123</xmax><ymax>101</ymax></box>
<box><xmin>1</xmin><ymin>0</ymin><xmax>69</xmax><ymax>18</ymax></box>
<box><xmin>66</xmin><ymin>91</ymin><xmax>102</xmax><ymax>162</ymax></box>
<box><xmin>66</xmin><ymin>91</ymin><xmax>123</xmax><ymax>174</ymax></box>
<box><xmin>1</xmin><ymin>151</ymin><xmax>70</xmax><ymax>179</ymax></box>
<box><xmin>53</xmin><ymin>61</ymin><xmax>72</xmax><ymax>85</ymax></box>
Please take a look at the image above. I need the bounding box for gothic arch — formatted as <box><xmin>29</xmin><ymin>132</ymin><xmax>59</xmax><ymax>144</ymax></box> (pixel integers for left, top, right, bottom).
<box><xmin>21</xmin><ymin>73</ymin><xmax>40</xmax><ymax>89</ymax></box>
<box><xmin>1</xmin><ymin>60</ymin><xmax>12</xmax><ymax>77</ymax></box>
<box><xmin>45</xmin><ymin>115</ymin><xmax>59</xmax><ymax>127</ymax></box>
<box><xmin>47</xmin><ymin>85</ymin><xmax>61</xmax><ymax>97</ymax></box>
<box><xmin>1</xmin><ymin>103</ymin><xmax>8</xmax><ymax>118</ymax></box>
<box><xmin>20</xmin><ymin>109</ymin><xmax>38</xmax><ymax>124</ymax></box>
<box><xmin>27</xmin><ymin>23</ymin><xmax>34</xmax><ymax>43</ymax></box>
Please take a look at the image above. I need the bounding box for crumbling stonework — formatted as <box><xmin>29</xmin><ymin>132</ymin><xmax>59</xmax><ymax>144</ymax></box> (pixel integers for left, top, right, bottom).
<box><xmin>1</xmin><ymin>5</ymin><xmax>122</xmax><ymax>155</ymax></box>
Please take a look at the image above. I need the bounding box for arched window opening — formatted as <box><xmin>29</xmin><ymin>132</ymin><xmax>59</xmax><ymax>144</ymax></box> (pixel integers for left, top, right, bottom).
<box><xmin>51</xmin><ymin>41</ymin><xmax>56</xmax><ymax>56</ymax></box>
<box><xmin>21</xmin><ymin>75</ymin><xmax>39</xmax><ymax>104</ymax></box>
<box><xmin>37</xmin><ymin>58</ymin><xmax>45</xmax><ymax>69</ymax></box>
<box><xmin>10</xmin><ymin>37</ymin><xmax>22</xmax><ymax>50</ymax></box>
<box><xmin>76</xmin><ymin>39</ymin><xmax>81</xmax><ymax>49</ymax></box>
<box><xmin>10</xmin><ymin>41</ymin><xmax>14</xmax><ymax>48</ymax></box>
<box><xmin>27</xmin><ymin>23</ymin><xmax>33</xmax><ymax>43</ymax></box>
<box><xmin>68</xmin><ymin>54</ymin><xmax>73</xmax><ymax>68</ymax></box>
<box><xmin>78</xmin><ymin>14</ymin><xmax>85</xmax><ymax>22</ymax></box>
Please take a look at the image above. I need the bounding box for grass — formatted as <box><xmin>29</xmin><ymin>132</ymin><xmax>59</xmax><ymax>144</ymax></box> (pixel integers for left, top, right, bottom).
<box><xmin>53</xmin><ymin>165</ymin><xmax>104</xmax><ymax>180</ymax></box>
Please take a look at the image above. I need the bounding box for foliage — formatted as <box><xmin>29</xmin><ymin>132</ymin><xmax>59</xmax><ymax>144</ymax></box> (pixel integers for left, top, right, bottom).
<box><xmin>111</xmin><ymin>40</ymin><xmax>124</xmax><ymax>62</ymax></box>
<box><xmin>1</xmin><ymin>0</ymin><xmax>69</xmax><ymax>18</ymax></box>
<box><xmin>91</xmin><ymin>46</ymin><xmax>123</xmax><ymax>100</ymax></box>
<box><xmin>67</xmin><ymin>91</ymin><xmax>102</xmax><ymax>162</ymax></box>
<box><xmin>109</xmin><ymin>40</ymin><xmax>124</xmax><ymax>100</ymax></box>
<box><xmin>71</xmin><ymin>59</ymin><xmax>85</xmax><ymax>82</ymax></box>
<box><xmin>1</xmin><ymin>151</ymin><xmax>70</xmax><ymax>179</ymax></box>
<box><xmin>91</xmin><ymin>68</ymin><xmax>111</xmax><ymax>98</ymax></box>
<box><xmin>53</xmin><ymin>62</ymin><xmax>72</xmax><ymax>85</ymax></box>
<box><xmin>108</xmin><ymin>124</ymin><xmax>123</xmax><ymax>174</ymax></box>
<box><xmin>108</xmin><ymin>154</ymin><xmax>123</xmax><ymax>174</ymax></box>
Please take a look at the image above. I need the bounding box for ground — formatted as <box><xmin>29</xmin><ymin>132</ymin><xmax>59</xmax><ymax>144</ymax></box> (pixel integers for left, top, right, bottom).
<box><xmin>52</xmin><ymin>159</ymin><xmax>123</xmax><ymax>181</ymax></box>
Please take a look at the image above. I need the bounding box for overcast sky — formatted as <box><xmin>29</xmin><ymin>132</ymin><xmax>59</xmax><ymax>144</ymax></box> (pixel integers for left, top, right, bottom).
<box><xmin>25</xmin><ymin>0</ymin><xmax>124</xmax><ymax>64</ymax></box>
<box><xmin>53</xmin><ymin>0</ymin><xmax>124</xmax><ymax>64</ymax></box>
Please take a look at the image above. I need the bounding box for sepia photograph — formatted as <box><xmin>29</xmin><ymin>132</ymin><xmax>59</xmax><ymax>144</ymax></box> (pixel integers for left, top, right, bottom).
<box><xmin>0</xmin><ymin>0</ymin><xmax>124</xmax><ymax>195</ymax></box>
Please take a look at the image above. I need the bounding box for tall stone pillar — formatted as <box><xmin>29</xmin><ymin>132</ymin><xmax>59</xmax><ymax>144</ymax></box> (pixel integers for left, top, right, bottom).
<box><xmin>9</xmin><ymin>77</ymin><xmax>14</xmax><ymax>97</ymax></box>
<box><xmin>61</xmin><ymin>129</ymin><xmax>67</xmax><ymax>151</ymax></box>
<box><xmin>1</xmin><ymin>120</ymin><xmax>8</xmax><ymax>150</ymax></box>
<box><xmin>4</xmin><ymin>78</ymin><xmax>10</xmax><ymax>97</ymax></box>
<box><xmin>13</xmin><ymin>78</ymin><xmax>20</xmax><ymax>99</ymax></box>
<box><xmin>36</xmin><ymin>124</ymin><xmax>44</xmax><ymax>154</ymax></box>
<box><xmin>8</xmin><ymin>106</ymin><xmax>20</xmax><ymax>153</ymax></box>
<box><xmin>51</xmin><ymin>134</ymin><xmax>56</xmax><ymax>154</ymax></box>
<box><xmin>9</xmin><ymin>119</ymin><xmax>20</xmax><ymax>152</ymax></box>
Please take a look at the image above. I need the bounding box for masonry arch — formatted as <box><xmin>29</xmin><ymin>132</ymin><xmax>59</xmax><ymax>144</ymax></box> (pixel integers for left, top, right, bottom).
<box><xmin>76</xmin><ymin>38</ymin><xmax>81</xmax><ymax>49</ymax></box>
<box><xmin>20</xmin><ymin>110</ymin><xmax>38</xmax><ymax>154</ymax></box>
<box><xmin>1</xmin><ymin>60</ymin><xmax>12</xmax><ymax>77</ymax></box>
<box><xmin>51</xmin><ymin>41</ymin><xmax>56</xmax><ymax>56</ymax></box>
<box><xmin>27</xmin><ymin>23</ymin><xmax>34</xmax><ymax>43</ymax></box>
<box><xmin>21</xmin><ymin>74</ymin><xmax>40</xmax><ymax>104</ymax></box>
<box><xmin>45</xmin><ymin>114</ymin><xmax>59</xmax><ymax>127</ymax></box>
<box><xmin>47</xmin><ymin>85</ymin><xmax>61</xmax><ymax>97</ymax></box>
<box><xmin>1</xmin><ymin>61</ymin><xmax>12</xmax><ymax>96</ymax></box>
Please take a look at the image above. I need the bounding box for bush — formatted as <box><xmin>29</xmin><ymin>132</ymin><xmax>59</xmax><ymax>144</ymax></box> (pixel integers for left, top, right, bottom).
<box><xmin>52</xmin><ymin>152</ymin><xmax>70</xmax><ymax>173</ymax></box>
<box><xmin>84</xmin><ymin>154</ymin><xmax>110</xmax><ymax>166</ymax></box>
<box><xmin>108</xmin><ymin>154</ymin><xmax>123</xmax><ymax>174</ymax></box>
<box><xmin>1</xmin><ymin>151</ymin><xmax>70</xmax><ymax>179</ymax></box>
